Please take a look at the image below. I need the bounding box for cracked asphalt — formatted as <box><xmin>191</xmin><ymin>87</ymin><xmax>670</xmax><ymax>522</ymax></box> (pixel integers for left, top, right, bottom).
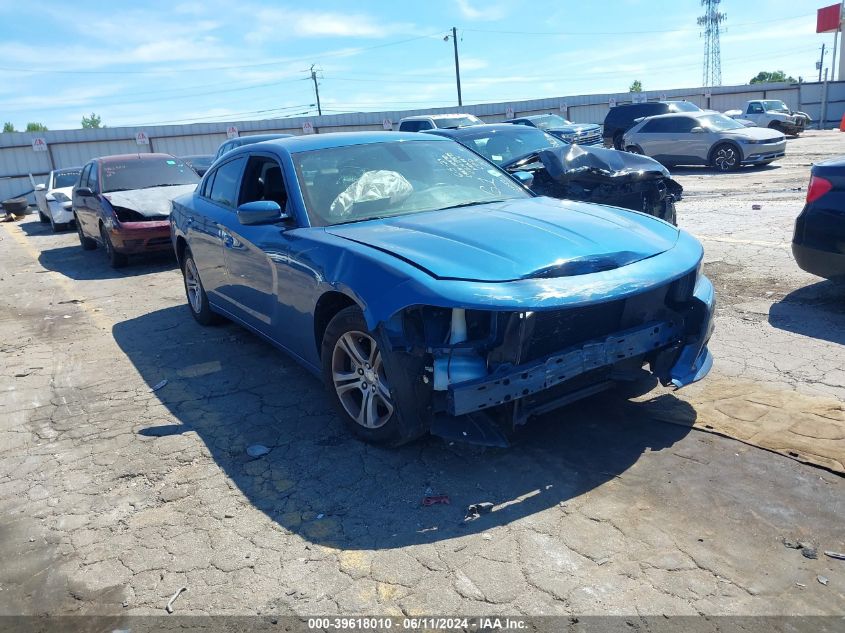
<box><xmin>1</xmin><ymin>131</ymin><xmax>843</xmax><ymax>618</ymax></box>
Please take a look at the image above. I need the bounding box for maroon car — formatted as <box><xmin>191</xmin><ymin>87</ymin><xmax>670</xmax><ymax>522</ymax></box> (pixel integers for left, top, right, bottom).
<box><xmin>72</xmin><ymin>153</ymin><xmax>199</xmax><ymax>267</ymax></box>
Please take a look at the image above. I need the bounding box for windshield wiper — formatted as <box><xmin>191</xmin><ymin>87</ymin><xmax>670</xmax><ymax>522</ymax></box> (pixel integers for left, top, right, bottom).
<box><xmin>437</xmin><ymin>199</ymin><xmax>509</xmax><ymax>211</ymax></box>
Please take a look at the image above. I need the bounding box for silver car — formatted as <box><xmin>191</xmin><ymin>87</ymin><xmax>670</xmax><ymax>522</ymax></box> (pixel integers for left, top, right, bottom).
<box><xmin>623</xmin><ymin>112</ymin><xmax>786</xmax><ymax>171</ymax></box>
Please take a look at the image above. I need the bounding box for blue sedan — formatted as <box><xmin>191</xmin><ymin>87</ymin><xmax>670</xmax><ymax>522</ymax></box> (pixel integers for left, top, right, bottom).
<box><xmin>171</xmin><ymin>132</ymin><xmax>714</xmax><ymax>445</ymax></box>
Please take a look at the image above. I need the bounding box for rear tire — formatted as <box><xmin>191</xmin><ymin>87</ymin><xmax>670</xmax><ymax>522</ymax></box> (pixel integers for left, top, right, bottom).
<box><xmin>710</xmin><ymin>143</ymin><xmax>740</xmax><ymax>172</ymax></box>
<box><xmin>76</xmin><ymin>216</ymin><xmax>97</xmax><ymax>250</ymax></box>
<box><xmin>100</xmin><ymin>224</ymin><xmax>128</xmax><ymax>268</ymax></box>
<box><xmin>321</xmin><ymin>306</ymin><xmax>404</xmax><ymax>445</ymax></box>
<box><xmin>182</xmin><ymin>249</ymin><xmax>222</xmax><ymax>326</ymax></box>
<box><xmin>39</xmin><ymin>211</ymin><xmax>50</xmax><ymax>223</ymax></box>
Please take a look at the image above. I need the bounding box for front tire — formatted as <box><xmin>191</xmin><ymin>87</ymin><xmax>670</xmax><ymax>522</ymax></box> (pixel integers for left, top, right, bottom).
<box><xmin>613</xmin><ymin>132</ymin><xmax>624</xmax><ymax>150</ymax></box>
<box><xmin>182</xmin><ymin>249</ymin><xmax>222</xmax><ymax>326</ymax></box>
<box><xmin>38</xmin><ymin>210</ymin><xmax>49</xmax><ymax>223</ymax></box>
<box><xmin>626</xmin><ymin>145</ymin><xmax>643</xmax><ymax>154</ymax></box>
<box><xmin>100</xmin><ymin>224</ymin><xmax>128</xmax><ymax>268</ymax></box>
<box><xmin>321</xmin><ymin>306</ymin><xmax>403</xmax><ymax>445</ymax></box>
<box><xmin>710</xmin><ymin>143</ymin><xmax>740</xmax><ymax>172</ymax></box>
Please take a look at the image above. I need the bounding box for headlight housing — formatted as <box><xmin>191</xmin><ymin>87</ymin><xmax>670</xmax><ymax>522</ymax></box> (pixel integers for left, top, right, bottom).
<box><xmin>51</xmin><ymin>192</ymin><xmax>70</xmax><ymax>203</ymax></box>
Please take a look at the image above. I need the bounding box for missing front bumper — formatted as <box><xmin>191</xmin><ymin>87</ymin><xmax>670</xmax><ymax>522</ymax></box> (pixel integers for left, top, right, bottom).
<box><xmin>447</xmin><ymin>320</ymin><xmax>682</xmax><ymax>416</ymax></box>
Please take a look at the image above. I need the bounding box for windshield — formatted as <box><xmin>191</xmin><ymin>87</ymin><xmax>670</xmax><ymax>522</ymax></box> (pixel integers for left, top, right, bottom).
<box><xmin>458</xmin><ymin>127</ymin><xmax>565</xmax><ymax>165</ymax></box>
<box><xmin>102</xmin><ymin>157</ymin><xmax>200</xmax><ymax>193</ymax></box>
<box><xmin>698</xmin><ymin>113</ymin><xmax>747</xmax><ymax>131</ymax></box>
<box><xmin>527</xmin><ymin>115</ymin><xmax>571</xmax><ymax>129</ymax></box>
<box><xmin>761</xmin><ymin>100</ymin><xmax>789</xmax><ymax>113</ymax></box>
<box><xmin>293</xmin><ymin>140</ymin><xmax>530</xmax><ymax>227</ymax></box>
<box><xmin>433</xmin><ymin>115</ymin><xmax>482</xmax><ymax>129</ymax></box>
<box><xmin>53</xmin><ymin>170</ymin><xmax>80</xmax><ymax>189</ymax></box>
<box><xmin>668</xmin><ymin>101</ymin><xmax>702</xmax><ymax>112</ymax></box>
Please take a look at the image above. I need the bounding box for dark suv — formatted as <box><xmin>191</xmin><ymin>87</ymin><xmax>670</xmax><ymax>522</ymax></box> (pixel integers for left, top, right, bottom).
<box><xmin>603</xmin><ymin>101</ymin><xmax>702</xmax><ymax>149</ymax></box>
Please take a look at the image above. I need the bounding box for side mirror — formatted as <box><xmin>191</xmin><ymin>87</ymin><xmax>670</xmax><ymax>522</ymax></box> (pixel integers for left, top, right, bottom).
<box><xmin>512</xmin><ymin>171</ymin><xmax>534</xmax><ymax>189</ymax></box>
<box><xmin>76</xmin><ymin>187</ymin><xmax>94</xmax><ymax>197</ymax></box>
<box><xmin>236</xmin><ymin>200</ymin><xmax>289</xmax><ymax>225</ymax></box>
<box><xmin>690</xmin><ymin>126</ymin><xmax>705</xmax><ymax>133</ymax></box>
<box><xmin>35</xmin><ymin>184</ymin><xmax>46</xmax><ymax>191</ymax></box>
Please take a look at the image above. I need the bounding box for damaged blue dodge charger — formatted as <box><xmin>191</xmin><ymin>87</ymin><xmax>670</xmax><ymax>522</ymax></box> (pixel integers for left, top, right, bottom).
<box><xmin>170</xmin><ymin>132</ymin><xmax>714</xmax><ymax>446</ymax></box>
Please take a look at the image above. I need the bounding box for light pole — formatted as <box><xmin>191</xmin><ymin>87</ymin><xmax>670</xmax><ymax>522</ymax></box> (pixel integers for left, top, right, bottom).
<box><xmin>444</xmin><ymin>27</ymin><xmax>463</xmax><ymax>106</ymax></box>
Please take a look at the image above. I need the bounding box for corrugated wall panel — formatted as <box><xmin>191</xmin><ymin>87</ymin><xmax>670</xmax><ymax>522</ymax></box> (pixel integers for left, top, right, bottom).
<box><xmin>0</xmin><ymin>145</ymin><xmax>52</xmax><ymax>177</ymax></box>
<box><xmin>49</xmin><ymin>140</ymin><xmax>144</xmax><ymax>169</ymax></box>
<box><xmin>151</xmin><ymin>133</ymin><xmax>227</xmax><ymax>156</ymax></box>
<box><xmin>0</xmin><ymin>175</ymin><xmax>40</xmax><ymax>202</ymax></box>
<box><xmin>710</xmin><ymin>91</ymin><xmax>765</xmax><ymax>112</ymax></box>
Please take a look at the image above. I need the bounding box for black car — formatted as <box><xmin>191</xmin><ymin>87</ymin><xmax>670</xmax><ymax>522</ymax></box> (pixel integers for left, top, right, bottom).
<box><xmin>180</xmin><ymin>154</ymin><xmax>213</xmax><ymax>177</ymax></box>
<box><xmin>426</xmin><ymin>123</ymin><xmax>681</xmax><ymax>224</ymax></box>
<box><xmin>213</xmin><ymin>133</ymin><xmax>293</xmax><ymax>160</ymax></box>
<box><xmin>603</xmin><ymin>101</ymin><xmax>702</xmax><ymax>149</ymax></box>
<box><xmin>509</xmin><ymin>114</ymin><xmax>603</xmax><ymax>146</ymax></box>
<box><xmin>792</xmin><ymin>156</ymin><xmax>845</xmax><ymax>280</ymax></box>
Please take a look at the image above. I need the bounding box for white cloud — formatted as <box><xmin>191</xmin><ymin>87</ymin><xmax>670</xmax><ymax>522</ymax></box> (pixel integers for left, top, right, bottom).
<box><xmin>456</xmin><ymin>0</ymin><xmax>507</xmax><ymax>22</ymax></box>
<box><xmin>246</xmin><ymin>9</ymin><xmax>415</xmax><ymax>43</ymax></box>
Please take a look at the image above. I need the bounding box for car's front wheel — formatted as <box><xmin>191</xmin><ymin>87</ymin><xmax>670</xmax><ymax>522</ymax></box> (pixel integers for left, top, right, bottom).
<box><xmin>710</xmin><ymin>143</ymin><xmax>740</xmax><ymax>172</ymax></box>
<box><xmin>38</xmin><ymin>210</ymin><xmax>50</xmax><ymax>224</ymax></box>
<box><xmin>100</xmin><ymin>225</ymin><xmax>128</xmax><ymax>268</ymax></box>
<box><xmin>322</xmin><ymin>306</ymin><xmax>402</xmax><ymax>444</ymax></box>
<box><xmin>182</xmin><ymin>249</ymin><xmax>221</xmax><ymax>326</ymax></box>
<box><xmin>625</xmin><ymin>145</ymin><xmax>643</xmax><ymax>154</ymax></box>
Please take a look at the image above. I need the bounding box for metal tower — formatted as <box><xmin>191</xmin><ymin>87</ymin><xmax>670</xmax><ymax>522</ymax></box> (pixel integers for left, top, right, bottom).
<box><xmin>697</xmin><ymin>0</ymin><xmax>726</xmax><ymax>86</ymax></box>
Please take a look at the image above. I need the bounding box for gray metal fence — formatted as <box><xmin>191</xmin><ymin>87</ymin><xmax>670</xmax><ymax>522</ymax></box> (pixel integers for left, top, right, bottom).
<box><xmin>2</xmin><ymin>80</ymin><xmax>839</xmax><ymax>203</ymax></box>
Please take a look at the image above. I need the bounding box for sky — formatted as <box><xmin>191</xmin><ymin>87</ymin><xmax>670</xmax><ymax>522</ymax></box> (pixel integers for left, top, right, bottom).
<box><xmin>0</xmin><ymin>0</ymin><xmax>837</xmax><ymax>131</ymax></box>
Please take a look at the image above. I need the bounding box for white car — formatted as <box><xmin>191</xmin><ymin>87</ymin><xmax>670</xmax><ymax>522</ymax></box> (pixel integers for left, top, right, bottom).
<box><xmin>397</xmin><ymin>113</ymin><xmax>483</xmax><ymax>132</ymax></box>
<box><xmin>623</xmin><ymin>112</ymin><xmax>786</xmax><ymax>171</ymax></box>
<box><xmin>35</xmin><ymin>167</ymin><xmax>82</xmax><ymax>231</ymax></box>
<box><xmin>724</xmin><ymin>100</ymin><xmax>808</xmax><ymax>135</ymax></box>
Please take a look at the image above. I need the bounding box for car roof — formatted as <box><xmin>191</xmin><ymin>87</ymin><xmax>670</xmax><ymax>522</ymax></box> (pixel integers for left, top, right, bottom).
<box><xmin>639</xmin><ymin>111</ymin><xmax>709</xmax><ymax>121</ymax></box>
<box><xmin>400</xmin><ymin>114</ymin><xmax>476</xmax><ymax>121</ymax></box>
<box><xmin>247</xmin><ymin>131</ymin><xmax>451</xmax><ymax>153</ymax></box>
<box><xmin>426</xmin><ymin>123</ymin><xmax>540</xmax><ymax>138</ymax></box>
<box><xmin>53</xmin><ymin>166</ymin><xmax>81</xmax><ymax>173</ymax></box>
<box><xmin>230</xmin><ymin>133</ymin><xmax>292</xmax><ymax>144</ymax></box>
<box><xmin>94</xmin><ymin>153</ymin><xmax>177</xmax><ymax>163</ymax></box>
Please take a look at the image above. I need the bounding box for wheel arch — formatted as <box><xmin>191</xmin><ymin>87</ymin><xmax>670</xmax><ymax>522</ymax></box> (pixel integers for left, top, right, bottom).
<box><xmin>314</xmin><ymin>291</ymin><xmax>363</xmax><ymax>360</ymax></box>
<box><xmin>174</xmin><ymin>235</ymin><xmax>188</xmax><ymax>266</ymax></box>
<box><xmin>709</xmin><ymin>140</ymin><xmax>743</xmax><ymax>165</ymax></box>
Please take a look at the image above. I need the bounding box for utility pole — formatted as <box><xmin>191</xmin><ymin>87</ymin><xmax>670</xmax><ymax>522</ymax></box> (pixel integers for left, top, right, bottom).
<box><xmin>446</xmin><ymin>27</ymin><xmax>463</xmax><ymax>106</ymax></box>
<box><xmin>818</xmin><ymin>43</ymin><xmax>826</xmax><ymax>82</ymax></box>
<box><xmin>310</xmin><ymin>64</ymin><xmax>322</xmax><ymax>116</ymax></box>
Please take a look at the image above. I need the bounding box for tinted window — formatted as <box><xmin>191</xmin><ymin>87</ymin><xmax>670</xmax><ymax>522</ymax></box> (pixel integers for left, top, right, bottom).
<box><xmin>53</xmin><ymin>170</ymin><xmax>81</xmax><ymax>189</ymax></box>
<box><xmin>399</xmin><ymin>121</ymin><xmax>423</xmax><ymax>132</ymax></box>
<box><xmin>240</xmin><ymin>156</ymin><xmax>287</xmax><ymax>208</ymax></box>
<box><xmin>89</xmin><ymin>163</ymin><xmax>100</xmax><ymax>192</ymax></box>
<box><xmin>78</xmin><ymin>164</ymin><xmax>91</xmax><ymax>189</ymax></box>
<box><xmin>641</xmin><ymin>117</ymin><xmax>696</xmax><ymax>133</ymax></box>
<box><xmin>208</xmin><ymin>157</ymin><xmax>246</xmax><ymax>208</ymax></box>
<box><xmin>458</xmin><ymin>127</ymin><xmax>565</xmax><ymax>165</ymax></box>
<box><xmin>101</xmin><ymin>157</ymin><xmax>200</xmax><ymax>193</ymax></box>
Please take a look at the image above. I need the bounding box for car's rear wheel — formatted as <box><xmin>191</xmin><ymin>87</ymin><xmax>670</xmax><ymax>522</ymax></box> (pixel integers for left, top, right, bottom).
<box><xmin>38</xmin><ymin>210</ymin><xmax>50</xmax><ymax>223</ymax></box>
<box><xmin>710</xmin><ymin>143</ymin><xmax>740</xmax><ymax>172</ymax></box>
<box><xmin>182</xmin><ymin>249</ymin><xmax>221</xmax><ymax>326</ymax></box>
<box><xmin>626</xmin><ymin>145</ymin><xmax>643</xmax><ymax>154</ymax></box>
<box><xmin>100</xmin><ymin>224</ymin><xmax>128</xmax><ymax>268</ymax></box>
<box><xmin>76</xmin><ymin>216</ymin><xmax>97</xmax><ymax>250</ymax></box>
<box><xmin>322</xmin><ymin>306</ymin><xmax>402</xmax><ymax>444</ymax></box>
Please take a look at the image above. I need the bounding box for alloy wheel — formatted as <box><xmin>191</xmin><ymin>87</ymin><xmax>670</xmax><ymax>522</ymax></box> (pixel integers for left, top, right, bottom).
<box><xmin>184</xmin><ymin>257</ymin><xmax>203</xmax><ymax>314</ymax></box>
<box><xmin>713</xmin><ymin>146</ymin><xmax>738</xmax><ymax>171</ymax></box>
<box><xmin>331</xmin><ymin>331</ymin><xmax>394</xmax><ymax>429</ymax></box>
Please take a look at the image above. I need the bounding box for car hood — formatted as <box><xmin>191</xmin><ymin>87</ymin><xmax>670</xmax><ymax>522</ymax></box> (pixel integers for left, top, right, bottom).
<box><xmin>103</xmin><ymin>184</ymin><xmax>197</xmax><ymax>217</ymax></box>
<box><xmin>721</xmin><ymin>127</ymin><xmax>785</xmax><ymax>141</ymax></box>
<box><xmin>534</xmin><ymin>145</ymin><xmax>672</xmax><ymax>180</ymax></box>
<box><xmin>324</xmin><ymin>197</ymin><xmax>679</xmax><ymax>282</ymax></box>
<box><xmin>49</xmin><ymin>185</ymin><xmax>74</xmax><ymax>198</ymax></box>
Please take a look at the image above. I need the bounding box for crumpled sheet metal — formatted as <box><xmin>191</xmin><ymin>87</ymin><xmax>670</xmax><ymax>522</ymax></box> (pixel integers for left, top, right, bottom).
<box><xmin>538</xmin><ymin>144</ymin><xmax>672</xmax><ymax>182</ymax></box>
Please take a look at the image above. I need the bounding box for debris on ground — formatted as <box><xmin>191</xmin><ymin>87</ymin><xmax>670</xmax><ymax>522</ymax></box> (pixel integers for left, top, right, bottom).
<box><xmin>165</xmin><ymin>586</ymin><xmax>187</xmax><ymax>613</ymax></box>
<box><xmin>817</xmin><ymin>575</ymin><xmax>829</xmax><ymax>586</ymax></box>
<box><xmin>422</xmin><ymin>495</ymin><xmax>450</xmax><ymax>506</ymax></box>
<box><xmin>801</xmin><ymin>545</ymin><xmax>819</xmax><ymax>559</ymax></box>
<box><xmin>752</xmin><ymin>204</ymin><xmax>762</xmax><ymax>210</ymax></box>
<box><xmin>465</xmin><ymin>501</ymin><xmax>494</xmax><ymax>520</ymax></box>
<box><xmin>246</xmin><ymin>444</ymin><xmax>271</xmax><ymax>458</ymax></box>
<box><xmin>150</xmin><ymin>379</ymin><xmax>168</xmax><ymax>392</ymax></box>
<box><xmin>825</xmin><ymin>551</ymin><xmax>845</xmax><ymax>560</ymax></box>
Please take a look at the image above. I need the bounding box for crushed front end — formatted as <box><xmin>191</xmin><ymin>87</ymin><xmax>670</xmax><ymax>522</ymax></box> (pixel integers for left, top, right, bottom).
<box><xmin>380</xmin><ymin>268</ymin><xmax>714</xmax><ymax>443</ymax></box>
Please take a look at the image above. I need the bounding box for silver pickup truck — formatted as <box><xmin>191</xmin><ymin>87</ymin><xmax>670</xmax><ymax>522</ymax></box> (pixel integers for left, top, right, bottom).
<box><xmin>724</xmin><ymin>99</ymin><xmax>811</xmax><ymax>135</ymax></box>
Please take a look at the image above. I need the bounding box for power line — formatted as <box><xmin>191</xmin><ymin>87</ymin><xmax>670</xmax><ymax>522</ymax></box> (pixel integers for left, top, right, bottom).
<box><xmin>461</xmin><ymin>13</ymin><xmax>812</xmax><ymax>36</ymax></box>
<box><xmin>0</xmin><ymin>32</ymin><xmax>447</xmax><ymax>76</ymax></box>
<box><xmin>114</xmin><ymin>104</ymin><xmax>316</xmax><ymax>127</ymax></box>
